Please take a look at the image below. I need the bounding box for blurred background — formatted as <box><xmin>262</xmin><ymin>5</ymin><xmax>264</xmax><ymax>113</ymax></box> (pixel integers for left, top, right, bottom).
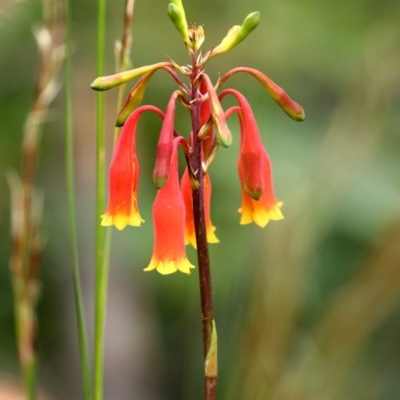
<box><xmin>1</xmin><ymin>0</ymin><xmax>400</xmax><ymax>399</ymax></box>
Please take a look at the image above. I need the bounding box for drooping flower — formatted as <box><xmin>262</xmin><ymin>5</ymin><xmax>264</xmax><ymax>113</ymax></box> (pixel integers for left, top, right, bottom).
<box><xmin>101</xmin><ymin>109</ymin><xmax>144</xmax><ymax>231</ymax></box>
<box><xmin>238</xmin><ymin>149</ymin><xmax>283</xmax><ymax>228</ymax></box>
<box><xmin>221</xmin><ymin>89</ymin><xmax>283</xmax><ymax>228</ymax></box>
<box><xmin>181</xmin><ymin>167</ymin><xmax>219</xmax><ymax>248</ymax></box>
<box><xmin>144</xmin><ymin>138</ymin><xmax>195</xmax><ymax>275</ymax></box>
<box><xmin>102</xmin><ymin>105</ymin><xmax>165</xmax><ymax>231</ymax></box>
<box><xmin>153</xmin><ymin>90</ymin><xmax>181</xmax><ymax>188</ymax></box>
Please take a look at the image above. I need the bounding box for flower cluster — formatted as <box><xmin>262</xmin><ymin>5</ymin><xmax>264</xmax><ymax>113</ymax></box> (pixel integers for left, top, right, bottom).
<box><xmin>91</xmin><ymin>0</ymin><xmax>304</xmax><ymax>275</ymax></box>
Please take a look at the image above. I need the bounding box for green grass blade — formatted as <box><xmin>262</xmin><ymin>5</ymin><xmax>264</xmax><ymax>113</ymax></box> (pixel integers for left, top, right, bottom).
<box><xmin>65</xmin><ymin>1</ymin><xmax>92</xmax><ymax>399</ymax></box>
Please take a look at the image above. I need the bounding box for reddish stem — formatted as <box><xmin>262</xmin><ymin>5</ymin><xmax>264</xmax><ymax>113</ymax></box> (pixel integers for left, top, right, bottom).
<box><xmin>189</xmin><ymin>52</ymin><xmax>217</xmax><ymax>400</ymax></box>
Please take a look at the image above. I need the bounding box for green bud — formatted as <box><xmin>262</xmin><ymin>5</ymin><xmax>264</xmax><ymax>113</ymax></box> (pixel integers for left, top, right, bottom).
<box><xmin>116</xmin><ymin>70</ymin><xmax>156</xmax><ymax>126</ymax></box>
<box><xmin>205</xmin><ymin>320</ymin><xmax>218</xmax><ymax>378</ymax></box>
<box><xmin>91</xmin><ymin>62</ymin><xmax>170</xmax><ymax>91</ymax></box>
<box><xmin>209</xmin><ymin>11</ymin><xmax>260</xmax><ymax>58</ymax></box>
<box><xmin>167</xmin><ymin>2</ymin><xmax>190</xmax><ymax>45</ymax></box>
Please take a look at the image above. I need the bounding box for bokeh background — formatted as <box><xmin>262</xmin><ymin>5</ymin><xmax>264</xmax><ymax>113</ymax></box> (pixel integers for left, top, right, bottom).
<box><xmin>1</xmin><ymin>0</ymin><xmax>400</xmax><ymax>399</ymax></box>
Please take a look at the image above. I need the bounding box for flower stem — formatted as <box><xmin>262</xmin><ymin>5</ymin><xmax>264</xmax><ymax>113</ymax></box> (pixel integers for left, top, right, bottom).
<box><xmin>190</xmin><ymin>53</ymin><xmax>218</xmax><ymax>400</ymax></box>
<box><xmin>94</xmin><ymin>0</ymin><xmax>107</xmax><ymax>397</ymax></box>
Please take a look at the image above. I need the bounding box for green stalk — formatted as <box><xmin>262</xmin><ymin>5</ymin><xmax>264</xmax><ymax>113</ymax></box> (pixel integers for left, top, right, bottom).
<box><xmin>94</xmin><ymin>0</ymin><xmax>108</xmax><ymax>397</ymax></box>
<box><xmin>65</xmin><ymin>0</ymin><xmax>92</xmax><ymax>398</ymax></box>
<box><xmin>24</xmin><ymin>357</ymin><xmax>37</xmax><ymax>400</ymax></box>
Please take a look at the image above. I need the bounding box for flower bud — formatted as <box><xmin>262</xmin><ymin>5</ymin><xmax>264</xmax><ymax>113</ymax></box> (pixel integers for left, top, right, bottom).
<box><xmin>153</xmin><ymin>90</ymin><xmax>181</xmax><ymax>188</ymax></box>
<box><xmin>209</xmin><ymin>12</ymin><xmax>260</xmax><ymax>58</ymax></box>
<box><xmin>167</xmin><ymin>2</ymin><xmax>190</xmax><ymax>46</ymax></box>
<box><xmin>116</xmin><ymin>70</ymin><xmax>156</xmax><ymax>126</ymax></box>
<box><xmin>91</xmin><ymin>62</ymin><xmax>170</xmax><ymax>91</ymax></box>
<box><xmin>219</xmin><ymin>67</ymin><xmax>305</xmax><ymax>121</ymax></box>
<box><xmin>198</xmin><ymin>78</ymin><xmax>216</xmax><ymax>159</ymax></box>
<box><xmin>188</xmin><ymin>23</ymin><xmax>205</xmax><ymax>51</ymax></box>
<box><xmin>202</xmin><ymin>74</ymin><xmax>232</xmax><ymax>147</ymax></box>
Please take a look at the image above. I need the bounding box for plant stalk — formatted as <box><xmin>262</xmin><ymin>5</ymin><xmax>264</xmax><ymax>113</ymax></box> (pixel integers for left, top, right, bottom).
<box><xmin>189</xmin><ymin>52</ymin><xmax>218</xmax><ymax>400</ymax></box>
<box><xmin>65</xmin><ymin>0</ymin><xmax>92</xmax><ymax>398</ymax></box>
<box><xmin>94</xmin><ymin>0</ymin><xmax>107</xmax><ymax>397</ymax></box>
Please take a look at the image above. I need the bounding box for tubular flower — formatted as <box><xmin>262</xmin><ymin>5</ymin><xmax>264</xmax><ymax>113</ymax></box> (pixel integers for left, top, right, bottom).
<box><xmin>238</xmin><ymin>149</ymin><xmax>283</xmax><ymax>228</ymax></box>
<box><xmin>153</xmin><ymin>90</ymin><xmax>181</xmax><ymax>188</ymax></box>
<box><xmin>237</xmin><ymin>107</ymin><xmax>283</xmax><ymax>227</ymax></box>
<box><xmin>220</xmin><ymin>89</ymin><xmax>266</xmax><ymax>200</ymax></box>
<box><xmin>199</xmin><ymin>78</ymin><xmax>215</xmax><ymax>161</ymax></box>
<box><xmin>220</xmin><ymin>88</ymin><xmax>283</xmax><ymax>227</ymax></box>
<box><xmin>181</xmin><ymin>167</ymin><xmax>219</xmax><ymax>248</ymax></box>
<box><xmin>144</xmin><ymin>139</ymin><xmax>195</xmax><ymax>275</ymax></box>
<box><xmin>101</xmin><ymin>109</ymin><xmax>145</xmax><ymax>231</ymax></box>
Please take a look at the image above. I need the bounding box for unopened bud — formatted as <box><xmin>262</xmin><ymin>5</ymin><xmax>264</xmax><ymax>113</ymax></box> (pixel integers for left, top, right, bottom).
<box><xmin>153</xmin><ymin>91</ymin><xmax>181</xmax><ymax>188</ymax></box>
<box><xmin>167</xmin><ymin>2</ymin><xmax>190</xmax><ymax>45</ymax></box>
<box><xmin>209</xmin><ymin>11</ymin><xmax>260</xmax><ymax>58</ymax></box>
<box><xmin>116</xmin><ymin>70</ymin><xmax>156</xmax><ymax>126</ymax></box>
<box><xmin>188</xmin><ymin>24</ymin><xmax>205</xmax><ymax>51</ymax></box>
<box><xmin>219</xmin><ymin>67</ymin><xmax>305</xmax><ymax>122</ymax></box>
<box><xmin>202</xmin><ymin>74</ymin><xmax>232</xmax><ymax>148</ymax></box>
<box><xmin>205</xmin><ymin>320</ymin><xmax>218</xmax><ymax>378</ymax></box>
<box><xmin>91</xmin><ymin>62</ymin><xmax>170</xmax><ymax>91</ymax></box>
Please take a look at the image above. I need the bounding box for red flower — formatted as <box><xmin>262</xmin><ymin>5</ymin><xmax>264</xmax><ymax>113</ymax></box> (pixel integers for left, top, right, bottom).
<box><xmin>238</xmin><ymin>149</ymin><xmax>283</xmax><ymax>228</ymax></box>
<box><xmin>221</xmin><ymin>89</ymin><xmax>283</xmax><ymax>227</ymax></box>
<box><xmin>181</xmin><ymin>167</ymin><xmax>219</xmax><ymax>248</ymax></box>
<box><xmin>101</xmin><ymin>109</ymin><xmax>145</xmax><ymax>231</ymax></box>
<box><xmin>144</xmin><ymin>138</ymin><xmax>195</xmax><ymax>274</ymax></box>
<box><xmin>153</xmin><ymin>90</ymin><xmax>181</xmax><ymax>188</ymax></box>
<box><xmin>199</xmin><ymin>78</ymin><xmax>215</xmax><ymax>160</ymax></box>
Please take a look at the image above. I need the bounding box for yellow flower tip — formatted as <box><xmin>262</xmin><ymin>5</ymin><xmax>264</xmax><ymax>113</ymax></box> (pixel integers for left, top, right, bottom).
<box><xmin>100</xmin><ymin>213</ymin><xmax>113</xmax><ymax>226</ymax></box>
<box><xmin>101</xmin><ymin>213</ymin><xmax>129</xmax><ymax>230</ymax></box>
<box><xmin>144</xmin><ymin>257</ymin><xmax>194</xmax><ymax>275</ymax></box>
<box><xmin>176</xmin><ymin>258</ymin><xmax>195</xmax><ymax>275</ymax></box>
<box><xmin>157</xmin><ymin>261</ymin><xmax>179</xmax><ymax>275</ymax></box>
<box><xmin>253</xmin><ymin>213</ymin><xmax>270</xmax><ymax>228</ymax></box>
<box><xmin>185</xmin><ymin>228</ymin><xmax>219</xmax><ymax>248</ymax></box>
<box><xmin>238</xmin><ymin>202</ymin><xmax>284</xmax><ymax>227</ymax></box>
<box><xmin>143</xmin><ymin>257</ymin><xmax>157</xmax><ymax>272</ymax></box>
<box><xmin>112</xmin><ymin>214</ymin><xmax>131</xmax><ymax>231</ymax></box>
<box><xmin>269</xmin><ymin>203</ymin><xmax>284</xmax><ymax>221</ymax></box>
<box><xmin>129</xmin><ymin>213</ymin><xmax>144</xmax><ymax>227</ymax></box>
<box><xmin>185</xmin><ymin>230</ymin><xmax>197</xmax><ymax>249</ymax></box>
<box><xmin>101</xmin><ymin>211</ymin><xmax>143</xmax><ymax>230</ymax></box>
<box><xmin>239</xmin><ymin>214</ymin><xmax>255</xmax><ymax>226</ymax></box>
<box><xmin>207</xmin><ymin>227</ymin><xmax>220</xmax><ymax>244</ymax></box>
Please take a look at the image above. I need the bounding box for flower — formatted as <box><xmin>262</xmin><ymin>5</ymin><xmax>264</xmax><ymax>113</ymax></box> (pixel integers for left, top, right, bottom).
<box><xmin>218</xmin><ymin>67</ymin><xmax>305</xmax><ymax>121</ymax></box>
<box><xmin>101</xmin><ymin>109</ymin><xmax>145</xmax><ymax>231</ymax></box>
<box><xmin>153</xmin><ymin>90</ymin><xmax>181</xmax><ymax>188</ymax></box>
<box><xmin>238</xmin><ymin>149</ymin><xmax>283</xmax><ymax>228</ymax></box>
<box><xmin>144</xmin><ymin>138</ymin><xmax>195</xmax><ymax>274</ymax></box>
<box><xmin>181</xmin><ymin>167</ymin><xmax>219</xmax><ymax>248</ymax></box>
<box><xmin>221</xmin><ymin>88</ymin><xmax>283</xmax><ymax>227</ymax></box>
